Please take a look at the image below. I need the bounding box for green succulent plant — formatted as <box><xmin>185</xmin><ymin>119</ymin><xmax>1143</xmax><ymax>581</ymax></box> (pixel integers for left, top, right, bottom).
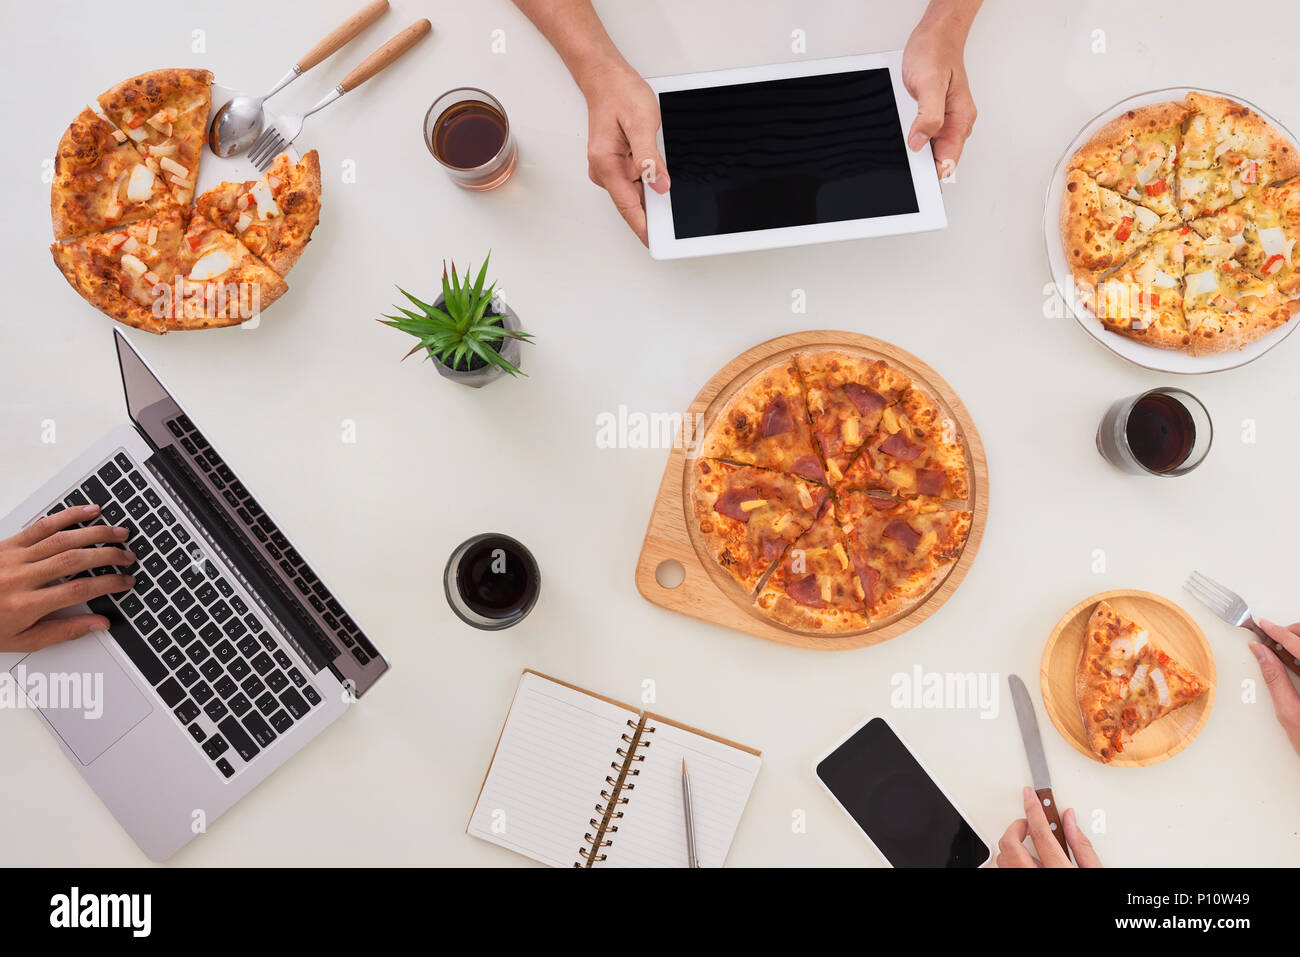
<box><xmin>380</xmin><ymin>253</ymin><xmax>532</xmax><ymax>376</ymax></box>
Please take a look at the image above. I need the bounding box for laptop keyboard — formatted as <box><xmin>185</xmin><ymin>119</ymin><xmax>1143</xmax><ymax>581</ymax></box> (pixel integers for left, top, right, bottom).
<box><xmin>43</xmin><ymin>448</ymin><xmax>324</xmax><ymax>781</ymax></box>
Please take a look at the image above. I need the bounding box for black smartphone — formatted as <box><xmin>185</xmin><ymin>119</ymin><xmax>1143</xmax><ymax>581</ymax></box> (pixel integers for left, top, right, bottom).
<box><xmin>814</xmin><ymin>716</ymin><xmax>990</xmax><ymax>867</ymax></box>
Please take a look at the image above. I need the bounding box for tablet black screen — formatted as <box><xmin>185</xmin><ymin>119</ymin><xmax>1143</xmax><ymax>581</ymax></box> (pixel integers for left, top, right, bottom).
<box><xmin>659</xmin><ymin>68</ymin><xmax>919</xmax><ymax>239</ymax></box>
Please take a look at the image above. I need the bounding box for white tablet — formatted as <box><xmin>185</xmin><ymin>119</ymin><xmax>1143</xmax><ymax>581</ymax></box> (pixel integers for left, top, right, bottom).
<box><xmin>645</xmin><ymin>51</ymin><xmax>946</xmax><ymax>260</ymax></box>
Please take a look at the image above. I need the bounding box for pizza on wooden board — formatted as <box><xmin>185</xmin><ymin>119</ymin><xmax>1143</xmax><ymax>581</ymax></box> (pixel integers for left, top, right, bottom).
<box><xmin>1076</xmin><ymin>600</ymin><xmax>1209</xmax><ymax>763</ymax></box>
<box><xmin>1062</xmin><ymin>91</ymin><xmax>1300</xmax><ymax>354</ymax></box>
<box><xmin>844</xmin><ymin>386</ymin><xmax>969</xmax><ymax>501</ymax></box>
<box><xmin>754</xmin><ymin>500</ymin><xmax>868</xmax><ymax>633</ymax></box>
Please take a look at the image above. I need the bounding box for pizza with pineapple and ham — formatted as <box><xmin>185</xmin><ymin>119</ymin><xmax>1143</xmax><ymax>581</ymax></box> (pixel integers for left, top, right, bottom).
<box><xmin>755</xmin><ymin>500</ymin><xmax>868</xmax><ymax>633</ymax></box>
<box><xmin>794</xmin><ymin>352</ymin><xmax>910</xmax><ymax>486</ymax></box>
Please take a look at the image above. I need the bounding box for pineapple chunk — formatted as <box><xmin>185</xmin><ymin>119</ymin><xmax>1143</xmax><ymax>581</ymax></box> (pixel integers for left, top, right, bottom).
<box><xmin>796</xmin><ymin>485</ymin><xmax>814</xmax><ymax>510</ymax></box>
<box><xmin>851</xmin><ymin>576</ymin><xmax>865</xmax><ymax>601</ymax></box>
<box><xmin>881</xmin><ymin>407</ymin><xmax>900</xmax><ymax>432</ymax></box>
<box><xmin>831</xmin><ymin>542</ymin><xmax>849</xmax><ymax>570</ymax></box>
<box><xmin>842</xmin><ymin>417</ymin><xmax>860</xmax><ymax>446</ymax></box>
<box><xmin>739</xmin><ymin>498</ymin><xmax>768</xmax><ymax>512</ymax></box>
<box><xmin>888</xmin><ymin>468</ymin><xmax>912</xmax><ymax>488</ymax></box>
<box><xmin>770</xmin><ymin>511</ymin><xmax>793</xmax><ymax>533</ymax></box>
<box><xmin>917</xmin><ymin>531</ymin><xmax>938</xmax><ymax>555</ymax></box>
<box><xmin>825</xmin><ymin>461</ymin><xmax>843</xmax><ymax>483</ymax></box>
<box><xmin>819</xmin><ymin>577</ymin><xmax>832</xmax><ymax>603</ymax></box>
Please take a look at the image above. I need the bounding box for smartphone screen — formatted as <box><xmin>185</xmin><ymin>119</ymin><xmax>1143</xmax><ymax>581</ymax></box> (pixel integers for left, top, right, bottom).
<box><xmin>816</xmin><ymin>718</ymin><xmax>989</xmax><ymax>867</ymax></box>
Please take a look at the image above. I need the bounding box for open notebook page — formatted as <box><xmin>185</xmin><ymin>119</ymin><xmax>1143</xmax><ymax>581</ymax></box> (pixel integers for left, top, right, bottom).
<box><xmin>467</xmin><ymin>672</ymin><xmax>634</xmax><ymax>867</ymax></box>
<box><xmin>601</xmin><ymin>718</ymin><xmax>761</xmax><ymax>868</ymax></box>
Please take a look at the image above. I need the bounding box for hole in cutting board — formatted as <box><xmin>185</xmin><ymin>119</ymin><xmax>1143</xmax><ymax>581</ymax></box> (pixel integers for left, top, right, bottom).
<box><xmin>655</xmin><ymin>559</ymin><xmax>685</xmax><ymax>589</ymax></box>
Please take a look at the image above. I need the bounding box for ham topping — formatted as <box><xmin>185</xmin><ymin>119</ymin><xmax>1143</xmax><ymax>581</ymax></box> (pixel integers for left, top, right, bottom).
<box><xmin>791</xmin><ymin>454</ymin><xmax>825</xmax><ymax>483</ymax></box>
<box><xmin>915</xmin><ymin>468</ymin><xmax>946</xmax><ymax>496</ymax></box>
<box><xmin>843</xmin><ymin>383</ymin><xmax>886</xmax><ymax>416</ymax></box>
<box><xmin>884</xmin><ymin>520</ymin><xmax>922</xmax><ymax>552</ymax></box>
<box><xmin>879</xmin><ymin>431</ymin><xmax>924</xmax><ymax>461</ymax></box>
<box><xmin>715</xmin><ymin>487</ymin><xmax>760</xmax><ymax>522</ymax></box>
<box><xmin>761</xmin><ymin>395</ymin><xmax>794</xmax><ymax>437</ymax></box>
<box><xmin>787</xmin><ymin>574</ymin><xmax>825</xmax><ymax>608</ymax></box>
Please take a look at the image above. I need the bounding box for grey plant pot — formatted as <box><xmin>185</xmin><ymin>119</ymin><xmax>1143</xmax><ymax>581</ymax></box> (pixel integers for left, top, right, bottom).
<box><xmin>430</xmin><ymin>295</ymin><xmax>524</xmax><ymax>388</ymax></box>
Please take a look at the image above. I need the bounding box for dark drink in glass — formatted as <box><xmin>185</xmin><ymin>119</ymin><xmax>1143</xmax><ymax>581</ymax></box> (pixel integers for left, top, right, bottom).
<box><xmin>1096</xmin><ymin>388</ymin><xmax>1211</xmax><ymax>476</ymax></box>
<box><xmin>424</xmin><ymin>88</ymin><xmax>518</xmax><ymax>191</ymax></box>
<box><xmin>444</xmin><ymin>533</ymin><xmax>540</xmax><ymax>629</ymax></box>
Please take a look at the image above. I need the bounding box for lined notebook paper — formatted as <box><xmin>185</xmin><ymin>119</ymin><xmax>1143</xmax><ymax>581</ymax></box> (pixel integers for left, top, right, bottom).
<box><xmin>467</xmin><ymin>671</ymin><xmax>761</xmax><ymax>868</ymax></box>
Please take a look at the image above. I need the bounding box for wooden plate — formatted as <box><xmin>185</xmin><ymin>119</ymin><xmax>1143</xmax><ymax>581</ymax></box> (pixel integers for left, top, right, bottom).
<box><xmin>634</xmin><ymin>330</ymin><xmax>988</xmax><ymax>650</ymax></box>
<box><xmin>1040</xmin><ymin>590</ymin><xmax>1217</xmax><ymax>767</ymax></box>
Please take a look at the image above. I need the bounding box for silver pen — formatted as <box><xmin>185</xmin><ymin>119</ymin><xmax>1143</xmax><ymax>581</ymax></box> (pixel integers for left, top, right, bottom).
<box><xmin>682</xmin><ymin>758</ymin><xmax>700</xmax><ymax>868</ymax></box>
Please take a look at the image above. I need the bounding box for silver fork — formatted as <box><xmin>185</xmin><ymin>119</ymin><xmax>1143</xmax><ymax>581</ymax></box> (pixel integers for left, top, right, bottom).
<box><xmin>248</xmin><ymin>19</ymin><xmax>431</xmax><ymax>170</ymax></box>
<box><xmin>1184</xmin><ymin>570</ymin><xmax>1300</xmax><ymax>675</ymax></box>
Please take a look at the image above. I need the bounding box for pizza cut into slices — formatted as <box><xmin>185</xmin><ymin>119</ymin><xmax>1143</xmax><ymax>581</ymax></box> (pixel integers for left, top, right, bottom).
<box><xmin>1191</xmin><ymin>179</ymin><xmax>1300</xmax><ymax>296</ymax></box>
<box><xmin>692</xmin><ymin>458</ymin><xmax>827</xmax><ymax>593</ymax></box>
<box><xmin>1061</xmin><ymin>168</ymin><xmax>1174</xmax><ymax>290</ymax></box>
<box><xmin>50</xmin><ymin>206</ymin><xmax>188</xmax><ymax>335</ymax></box>
<box><xmin>1179</xmin><ymin>92</ymin><xmax>1300</xmax><ymax>220</ymax></box>
<box><xmin>195</xmin><ymin>150</ymin><xmax>323</xmax><ymax>277</ymax></box>
<box><xmin>795</xmin><ymin>352</ymin><xmax>910</xmax><ymax>486</ymax></box>
<box><xmin>754</xmin><ymin>500</ymin><xmax>868</xmax><ymax>633</ymax></box>
<box><xmin>847</xmin><ymin>386</ymin><xmax>968</xmax><ymax>502</ymax></box>
<box><xmin>98</xmin><ymin>68</ymin><xmax>213</xmax><ymax>206</ymax></box>
<box><xmin>51</xmin><ymin>107</ymin><xmax>175</xmax><ymax>239</ymax></box>
<box><xmin>1181</xmin><ymin>231</ymin><xmax>1299</xmax><ymax>354</ymax></box>
<box><xmin>163</xmin><ymin>212</ymin><xmax>288</xmax><ymax>330</ymax></box>
<box><xmin>1076</xmin><ymin>600</ymin><xmax>1209</xmax><ymax>763</ymax></box>
<box><xmin>836</xmin><ymin>493</ymin><xmax>971</xmax><ymax>620</ymax></box>
<box><xmin>1069</xmin><ymin>101</ymin><xmax>1186</xmax><ymax>218</ymax></box>
<box><xmin>1091</xmin><ymin>226</ymin><xmax>1191</xmax><ymax>350</ymax></box>
<box><xmin>696</xmin><ymin>356</ymin><xmax>824</xmax><ymax>482</ymax></box>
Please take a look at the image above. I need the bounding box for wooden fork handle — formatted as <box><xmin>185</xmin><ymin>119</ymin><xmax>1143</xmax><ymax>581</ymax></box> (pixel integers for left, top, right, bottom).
<box><xmin>1035</xmin><ymin>788</ymin><xmax>1071</xmax><ymax>859</ymax></box>
<box><xmin>1248</xmin><ymin>621</ymin><xmax>1300</xmax><ymax>675</ymax></box>
<box><xmin>338</xmin><ymin>19</ymin><xmax>432</xmax><ymax>93</ymax></box>
<box><xmin>297</xmin><ymin>0</ymin><xmax>390</xmax><ymax>73</ymax></box>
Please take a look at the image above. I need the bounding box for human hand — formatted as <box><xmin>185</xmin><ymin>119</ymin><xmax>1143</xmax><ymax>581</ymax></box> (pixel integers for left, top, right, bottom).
<box><xmin>582</xmin><ymin>62</ymin><xmax>670</xmax><ymax>246</ymax></box>
<box><xmin>0</xmin><ymin>505</ymin><xmax>135</xmax><ymax>653</ymax></box>
<box><xmin>996</xmin><ymin>787</ymin><xmax>1103</xmax><ymax>868</ymax></box>
<box><xmin>1251</xmin><ymin>620</ymin><xmax>1300</xmax><ymax>758</ymax></box>
<box><xmin>902</xmin><ymin>13</ymin><xmax>978</xmax><ymax>178</ymax></box>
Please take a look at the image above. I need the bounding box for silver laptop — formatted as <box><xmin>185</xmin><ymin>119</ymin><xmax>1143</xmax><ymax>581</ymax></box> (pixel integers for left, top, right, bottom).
<box><xmin>0</xmin><ymin>331</ymin><xmax>388</xmax><ymax>860</ymax></box>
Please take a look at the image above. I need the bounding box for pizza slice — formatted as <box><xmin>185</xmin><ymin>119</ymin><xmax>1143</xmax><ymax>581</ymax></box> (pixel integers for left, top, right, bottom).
<box><xmin>1179</xmin><ymin>92</ymin><xmax>1300</xmax><ymax>219</ymax></box>
<box><xmin>51</xmin><ymin>108</ymin><xmax>175</xmax><ymax>239</ymax></box>
<box><xmin>754</xmin><ymin>500</ymin><xmax>868</xmax><ymax>633</ymax></box>
<box><xmin>1061</xmin><ymin>168</ymin><xmax>1173</xmax><ymax>289</ymax></box>
<box><xmin>1076</xmin><ymin>600</ymin><xmax>1209</xmax><ymax>763</ymax></box>
<box><xmin>847</xmin><ymin>386</ymin><xmax>968</xmax><ymax>501</ymax></box>
<box><xmin>1191</xmin><ymin>179</ymin><xmax>1300</xmax><ymax>296</ymax></box>
<box><xmin>162</xmin><ymin>212</ymin><xmax>288</xmax><ymax>330</ymax></box>
<box><xmin>98</xmin><ymin>68</ymin><xmax>213</xmax><ymax>206</ymax></box>
<box><xmin>836</xmin><ymin>493</ymin><xmax>970</xmax><ymax>620</ymax></box>
<box><xmin>195</xmin><ymin>151</ymin><xmax>323</xmax><ymax>277</ymax></box>
<box><xmin>1069</xmin><ymin>101</ymin><xmax>1186</xmax><ymax>218</ymax></box>
<box><xmin>50</xmin><ymin>206</ymin><xmax>188</xmax><ymax>335</ymax></box>
<box><xmin>1181</xmin><ymin>231</ymin><xmax>1299</xmax><ymax>354</ymax></box>
<box><xmin>692</xmin><ymin>458</ymin><xmax>827</xmax><ymax>593</ymax></box>
<box><xmin>795</xmin><ymin>352</ymin><xmax>910</xmax><ymax>485</ymax></box>
<box><xmin>1091</xmin><ymin>227</ymin><xmax>1190</xmax><ymax>350</ymax></box>
<box><xmin>696</xmin><ymin>356</ymin><xmax>824</xmax><ymax>482</ymax></box>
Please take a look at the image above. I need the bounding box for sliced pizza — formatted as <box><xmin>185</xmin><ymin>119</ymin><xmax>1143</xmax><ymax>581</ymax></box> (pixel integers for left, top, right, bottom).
<box><xmin>795</xmin><ymin>351</ymin><xmax>910</xmax><ymax>485</ymax></box>
<box><xmin>847</xmin><ymin>386</ymin><xmax>968</xmax><ymax>502</ymax></box>
<box><xmin>194</xmin><ymin>150</ymin><xmax>323</xmax><ymax>277</ymax></box>
<box><xmin>754</xmin><ymin>500</ymin><xmax>868</xmax><ymax>633</ymax></box>
<box><xmin>1181</xmin><ymin>231</ymin><xmax>1299</xmax><ymax>354</ymax></box>
<box><xmin>696</xmin><ymin>356</ymin><xmax>824</xmax><ymax>482</ymax></box>
<box><xmin>691</xmin><ymin>458</ymin><xmax>827</xmax><ymax>593</ymax></box>
<box><xmin>1091</xmin><ymin>226</ymin><xmax>1191</xmax><ymax>350</ymax></box>
<box><xmin>1179</xmin><ymin>92</ymin><xmax>1300</xmax><ymax>219</ymax></box>
<box><xmin>51</xmin><ymin>107</ymin><xmax>175</xmax><ymax>239</ymax></box>
<box><xmin>50</xmin><ymin>206</ymin><xmax>188</xmax><ymax>335</ymax></box>
<box><xmin>1076</xmin><ymin>600</ymin><xmax>1208</xmax><ymax>763</ymax></box>
<box><xmin>163</xmin><ymin>212</ymin><xmax>288</xmax><ymax>330</ymax></box>
<box><xmin>98</xmin><ymin>68</ymin><xmax>213</xmax><ymax>205</ymax></box>
<box><xmin>1069</xmin><ymin>101</ymin><xmax>1186</xmax><ymax>218</ymax></box>
<box><xmin>1191</xmin><ymin>179</ymin><xmax>1300</xmax><ymax>296</ymax></box>
<box><xmin>1061</xmin><ymin>168</ymin><xmax>1173</xmax><ymax>289</ymax></box>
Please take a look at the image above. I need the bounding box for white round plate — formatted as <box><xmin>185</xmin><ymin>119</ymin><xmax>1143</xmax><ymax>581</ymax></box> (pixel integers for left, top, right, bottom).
<box><xmin>197</xmin><ymin>82</ymin><xmax>300</xmax><ymax>195</ymax></box>
<box><xmin>1043</xmin><ymin>86</ymin><xmax>1300</xmax><ymax>374</ymax></box>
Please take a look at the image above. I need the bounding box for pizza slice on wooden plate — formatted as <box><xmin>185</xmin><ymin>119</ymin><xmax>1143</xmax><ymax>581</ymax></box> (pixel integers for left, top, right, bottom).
<box><xmin>98</xmin><ymin>69</ymin><xmax>213</xmax><ymax>205</ymax></box>
<box><xmin>51</xmin><ymin>108</ymin><xmax>176</xmax><ymax>240</ymax></box>
<box><xmin>1179</xmin><ymin>92</ymin><xmax>1300</xmax><ymax>220</ymax></box>
<box><xmin>1181</xmin><ymin>231</ymin><xmax>1299</xmax><ymax>354</ymax></box>
<box><xmin>836</xmin><ymin>493</ymin><xmax>970</xmax><ymax>620</ymax></box>
<box><xmin>50</xmin><ymin>206</ymin><xmax>188</xmax><ymax>335</ymax></box>
<box><xmin>1069</xmin><ymin>101</ymin><xmax>1186</xmax><ymax>218</ymax></box>
<box><xmin>795</xmin><ymin>351</ymin><xmax>910</xmax><ymax>485</ymax></box>
<box><xmin>848</xmin><ymin>387</ymin><xmax>968</xmax><ymax>502</ymax></box>
<box><xmin>696</xmin><ymin>356</ymin><xmax>824</xmax><ymax>482</ymax></box>
<box><xmin>1061</xmin><ymin>168</ymin><xmax>1174</xmax><ymax>289</ymax></box>
<box><xmin>755</xmin><ymin>500</ymin><xmax>868</xmax><ymax>633</ymax></box>
<box><xmin>1091</xmin><ymin>226</ymin><xmax>1190</xmax><ymax>350</ymax></box>
<box><xmin>692</xmin><ymin>458</ymin><xmax>827</xmax><ymax>593</ymax></box>
<box><xmin>164</xmin><ymin>212</ymin><xmax>288</xmax><ymax>330</ymax></box>
<box><xmin>195</xmin><ymin>151</ymin><xmax>323</xmax><ymax>277</ymax></box>
<box><xmin>1191</xmin><ymin>179</ymin><xmax>1300</xmax><ymax>296</ymax></box>
<box><xmin>1076</xmin><ymin>600</ymin><xmax>1209</xmax><ymax>763</ymax></box>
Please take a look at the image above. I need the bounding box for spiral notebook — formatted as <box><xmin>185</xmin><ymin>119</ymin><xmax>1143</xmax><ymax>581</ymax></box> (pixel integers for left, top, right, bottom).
<box><xmin>467</xmin><ymin>670</ymin><xmax>762</xmax><ymax>867</ymax></box>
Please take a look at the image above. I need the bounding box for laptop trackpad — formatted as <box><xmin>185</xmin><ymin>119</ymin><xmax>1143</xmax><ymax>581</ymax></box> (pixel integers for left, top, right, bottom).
<box><xmin>12</xmin><ymin>635</ymin><xmax>153</xmax><ymax>766</ymax></box>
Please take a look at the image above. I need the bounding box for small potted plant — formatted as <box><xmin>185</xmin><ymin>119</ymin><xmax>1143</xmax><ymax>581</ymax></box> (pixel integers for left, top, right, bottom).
<box><xmin>380</xmin><ymin>253</ymin><xmax>531</xmax><ymax>387</ymax></box>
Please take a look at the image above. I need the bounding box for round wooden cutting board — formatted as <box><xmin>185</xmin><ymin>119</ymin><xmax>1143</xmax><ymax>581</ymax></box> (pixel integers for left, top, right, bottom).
<box><xmin>1040</xmin><ymin>589</ymin><xmax>1216</xmax><ymax>767</ymax></box>
<box><xmin>634</xmin><ymin>330</ymin><xmax>988</xmax><ymax>651</ymax></box>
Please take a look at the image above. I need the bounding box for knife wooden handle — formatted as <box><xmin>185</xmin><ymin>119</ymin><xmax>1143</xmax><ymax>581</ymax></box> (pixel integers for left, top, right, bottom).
<box><xmin>1034</xmin><ymin>788</ymin><xmax>1071</xmax><ymax>859</ymax></box>
<box><xmin>297</xmin><ymin>0</ymin><xmax>390</xmax><ymax>73</ymax></box>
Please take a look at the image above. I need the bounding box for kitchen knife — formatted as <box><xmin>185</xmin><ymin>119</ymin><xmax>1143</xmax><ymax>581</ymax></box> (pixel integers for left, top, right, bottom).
<box><xmin>1008</xmin><ymin>674</ymin><xmax>1070</xmax><ymax>858</ymax></box>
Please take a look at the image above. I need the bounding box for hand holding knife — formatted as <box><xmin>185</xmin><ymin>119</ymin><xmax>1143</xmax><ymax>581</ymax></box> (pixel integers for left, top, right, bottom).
<box><xmin>1008</xmin><ymin>674</ymin><xmax>1070</xmax><ymax>859</ymax></box>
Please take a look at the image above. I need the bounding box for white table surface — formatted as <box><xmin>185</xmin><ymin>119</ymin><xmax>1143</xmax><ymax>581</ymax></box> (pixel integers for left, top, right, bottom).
<box><xmin>4</xmin><ymin>0</ymin><xmax>1299</xmax><ymax>867</ymax></box>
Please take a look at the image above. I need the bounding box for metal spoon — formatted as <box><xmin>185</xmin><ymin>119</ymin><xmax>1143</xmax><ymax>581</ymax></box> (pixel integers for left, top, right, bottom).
<box><xmin>208</xmin><ymin>0</ymin><xmax>389</xmax><ymax>158</ymax></box>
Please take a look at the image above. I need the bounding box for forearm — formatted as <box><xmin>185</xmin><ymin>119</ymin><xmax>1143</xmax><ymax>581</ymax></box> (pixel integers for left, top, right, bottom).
<box><xmin>914</xmin><ymin>0</ymin><xmax>983</xmax><ymax>46</ymax></box>
<box><xmin>510</xmin><ymin>0</ymin><xmax>631</xmax><ymax>96</ymax></box>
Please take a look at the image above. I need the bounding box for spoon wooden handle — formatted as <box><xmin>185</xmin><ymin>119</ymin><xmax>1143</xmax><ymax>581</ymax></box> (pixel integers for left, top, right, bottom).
<box><xmin>338</xmin><ymin>19</ymin><xmax>432</xmax><ymax>93</ymax></box>
<box><xmin>296</xmin><ymin>0</ymin><xmax>390</xmax><ymax>73</ymax></box>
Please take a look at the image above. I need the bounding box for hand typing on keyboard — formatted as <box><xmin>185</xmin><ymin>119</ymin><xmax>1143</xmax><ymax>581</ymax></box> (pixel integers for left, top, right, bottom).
<box><xmin>0</xmin><ymin>504</ymin><xmax>136</xmax><ymax>652</ymax></box>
